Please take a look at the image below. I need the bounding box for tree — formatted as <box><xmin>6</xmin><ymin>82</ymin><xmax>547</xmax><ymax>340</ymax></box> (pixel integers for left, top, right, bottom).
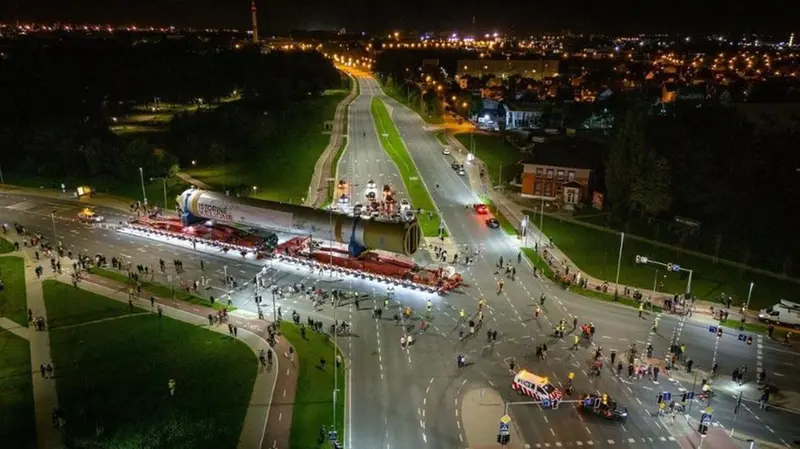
<box><xmin>630</xmin><ymin>154</ymin><xmax>672</xmax><ymax>218</ymax></box>
<box><xmin>605</xmin><ymin>106</ymin><xmax>648</xmax><ymax>216</ymax></box>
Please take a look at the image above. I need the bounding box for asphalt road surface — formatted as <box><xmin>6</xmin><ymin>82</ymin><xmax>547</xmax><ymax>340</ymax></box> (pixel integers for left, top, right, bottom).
<box><xmin>360</xmin><ymin>76</ymin><xmax>799</xmax><ymax>448</ymax></box>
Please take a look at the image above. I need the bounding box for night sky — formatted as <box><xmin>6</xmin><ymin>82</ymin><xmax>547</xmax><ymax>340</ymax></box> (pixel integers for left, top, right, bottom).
<box><xmin>2</xmin><ymin>0</ymin><xmax>796</xmax><ymax>35</ymax></box>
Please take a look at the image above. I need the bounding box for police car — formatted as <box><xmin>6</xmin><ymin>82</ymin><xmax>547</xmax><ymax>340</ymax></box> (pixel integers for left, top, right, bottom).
<box><xmin>512</xmin><ymin>370</ymin><xmax>563</xmax><ymax>401</ymax></box>
<box><xmin>578</xmin><ymin>393</ymin><xmax>628</xmax><ymax>422</ymax></box>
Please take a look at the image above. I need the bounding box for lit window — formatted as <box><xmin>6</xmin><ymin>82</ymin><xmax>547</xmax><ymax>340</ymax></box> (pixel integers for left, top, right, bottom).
<box><xmin>568</xmin><ymin>171</ymin><xmax>575</xmax><ymax>181</ymax></box>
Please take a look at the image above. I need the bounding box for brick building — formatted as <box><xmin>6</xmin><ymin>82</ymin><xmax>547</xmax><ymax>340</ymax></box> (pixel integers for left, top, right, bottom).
<box><xmin>520</xmin><ymin>137</ymin><xmax>606</xmax><ymax>208</ymax></box>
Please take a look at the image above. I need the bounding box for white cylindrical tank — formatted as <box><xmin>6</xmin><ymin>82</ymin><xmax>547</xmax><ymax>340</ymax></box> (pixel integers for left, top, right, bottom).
<box><xmin>177</xmin><ymin>189</ymin><xmax>420</xmax><ymax>256</ymax></box>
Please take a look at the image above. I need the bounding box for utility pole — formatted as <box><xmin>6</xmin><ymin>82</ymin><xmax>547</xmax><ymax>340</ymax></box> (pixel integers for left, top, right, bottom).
<box><xmin>50</xmin><ymin>211</ymin><xmax>57</xmax><ymax>244</ymax></box>
<box><xmin>138</xmin><ymin>167</ymin><xmax>148</xmax><ymax>206</ymax></box>
<box><xmin>614</xmin><ymin>232</ymin><xmax>624</xmax><ymax>298</ymax></box>
<box><xmin>0</xmin><ymin>164</ymin><xmax>4</xmax><ymax>187</ymax></box>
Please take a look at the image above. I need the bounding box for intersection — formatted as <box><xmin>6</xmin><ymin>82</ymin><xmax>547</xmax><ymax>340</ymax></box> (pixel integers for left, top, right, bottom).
<box><xmin>2</xmin><ymin>74</ymin><xmax>798</xmax><ymax>449</ymax></box>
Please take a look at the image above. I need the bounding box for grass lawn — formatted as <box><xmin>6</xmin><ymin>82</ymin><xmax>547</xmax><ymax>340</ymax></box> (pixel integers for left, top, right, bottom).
<box><xmin>0</xmin><ymin>256</ymin><xmax>28</xmax><ymax>326</ymax></box>
<box><xmin>90</xmin><ymin>267</ymin><xmax>233</xmax><ymax>312</ymax></box>
<box><xmin>0</xmin><ymin>237</ymin><xmax>14</xmax><ymax>254</ymax></box>
<box><xmin>49</xmin><ymin>306</ymin><xmax>256</xmax><ymax>447</ymax></box>
<box><xmin>0</xmin><ymin>328</ymin><xmax>36</xmax><ymax>449</ymax></box>
<box><xmin>281</xmin><ymin>322</ymin><xmax>345</xmax><ymax>449</ymax></box>
<box><xmin>42</xmin><ymin>280</ymin><xmax>134</xmax><ymax>328</ymax></box>
<box><xmin>455</xmin><ymin>133</ymin><xmax>523</xmax><ymax>187</ymax></box>
<box><xmin>186</xmin><ymin>86</ymin><xmax>349</xmax><ymax>204</ymax></box>
<box><xmin>371</xmin><ymin>97</ymin><xmax>443</xmax><ymax>237</ymax></box>
<box><xmin>522</xmin><ymin>247</ymin><xmax>662</xmax><ymax>312</ymax></box>
<box><xmin>530</xmin><ymin>214</ymin><xmax>799</xmax><ymax>311</ymax></box>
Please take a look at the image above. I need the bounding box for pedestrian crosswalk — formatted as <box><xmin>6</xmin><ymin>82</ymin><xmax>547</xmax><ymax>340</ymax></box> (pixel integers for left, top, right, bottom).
<box><xmin>525</xmin><ymin>436</ymin><xmax>677</xmax><ymax>448</ymax></box>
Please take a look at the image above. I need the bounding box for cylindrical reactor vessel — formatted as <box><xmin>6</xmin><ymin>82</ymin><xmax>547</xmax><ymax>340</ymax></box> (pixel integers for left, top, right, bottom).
<box><xmin>177</xmin><ymin>189</ymin><xmax>420</xmax><ymax>256</ymax></box>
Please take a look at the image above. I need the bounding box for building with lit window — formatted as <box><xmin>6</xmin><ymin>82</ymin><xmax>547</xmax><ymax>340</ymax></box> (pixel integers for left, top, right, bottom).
<box><xmin>456</xmin><ymin>59</ymin><xmax>560</xmax><ymax>80</ymax></box>
<box><xmin>519</xmin><ymin>137</ymin><xmax>605</xmax><ymax>207</ymax></box>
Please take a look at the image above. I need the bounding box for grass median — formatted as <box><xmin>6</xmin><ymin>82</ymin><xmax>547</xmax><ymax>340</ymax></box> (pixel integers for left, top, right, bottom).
<box><xmin>0</xmin><ymin>256</ymin><xmax>27</xmax><ymax>326</ymax></box>
<box><xmin>371</xmin><ymin>97</ymin><xmax>444</xmax><ymax>237</ymax></box>
<box><xmin>281</xmin><ymin>322</ymin><xmax>346</xmax><ymax>449</ymax></box>
<box><xmin>46</xmin><ymin>285</ymin><xmax>256</xmax><ymax>448</ymax></box>
<box><xmin>90</xmin><ymin>266</ymin><xmax>234</xmax><ymax>312</ymax></box>
<box><xmin>0</xmin><ymin>328</ymin><xmax>35</xmax><ymax>449</ymax></box>
<box><xmin>530</xmin><ymin>213</ymin><xmax>797</xmax><ymax>311</ymax></box>
<box><xmin>455</xmin><ymin>133</ymin><xmax>523</xmax><ymax>187</ymax></box>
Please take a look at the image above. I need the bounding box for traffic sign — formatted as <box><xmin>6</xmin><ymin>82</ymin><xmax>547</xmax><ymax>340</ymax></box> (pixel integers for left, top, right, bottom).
<box><xmin>662</xmin><ymin>392</ymin><xmax>672</xmax><ymax>402</ymax></box>
<box><xmin>701</xmin><ymin>413</ymin><xmax>713</xmax><ymax>424</ymax></box>
<box><xmin>708</xmin><ymin>326</ymin><xmax>718</xmax><ymax>334</ymax></box>
<box><xmin>686</xmin><ymin>392</ymin><xmax>695</xmax><ymax>400</ymax></box>
<box><xmin>541</xmin><ymin>399</ymin><xmax>552</xmax><ymax>408</ymax></box>
<box><xmin>672</xmin><ymin>264</ymin><xmax>681</xmax><ymax>272</ymax></box>
<box><xmin>667</xmin><ymin>263</ymin><xmax>673</xmax><ymax>271</ymax></box>
<box><xmin>500</xmin><ymin>414</ymin><xmax>512</xmax><ymax>424</ymax></box>
<box><xmin>328</xmin><ymin>430</ymin><xmax>338</xmax><ymax>442</ymax></box>
<box><xmin>499</xmin><ymin>422</ymin><xmax>510</xmax><ymax>435</ymax></box>
<box><xmin>583</xmin><ymin>398</ymin><xmax>594</xmax><ymax>407</ymax></box>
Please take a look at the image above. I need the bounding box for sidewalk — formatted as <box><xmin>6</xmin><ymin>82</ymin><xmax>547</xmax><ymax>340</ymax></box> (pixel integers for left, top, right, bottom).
<box><xmin>443</xmin><ymin>134</ymin><xmax>763</xmax><ymax>326</ymax></box>
<box><xmin>305</xmin><ymin>72</ymin><xmax>359</xmax><ymax>208</ymax></box>
<box><xmin>7</xmin><ymin>235</ymin><xmax>66</xmax><ymax>449</ymax></box>
<box><xmin>64</xmin><ymin>275</ymin><xmax>281</xmax><ymax>449</ymax></box>
<box><xmin>461</xmin><ymin>388</ymin><xmax>527</xmax><ymax>449</ymax></box>
<box><xmin>176</xmin><ymin>172</ymin><xmax>210</xmax><ymax>189</ymax></box>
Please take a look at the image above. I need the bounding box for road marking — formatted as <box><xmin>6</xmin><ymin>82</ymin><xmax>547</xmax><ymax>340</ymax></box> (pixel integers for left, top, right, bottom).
<box><xmin>607</xmin><ymin>440</ymin><xmax>614</xmax><ymax>445</ymax></box>
<box><xmin>628</xmin><ymin>438</ymin><xmax>635</xmax><ymax>443</ymax></box>
<box><xmin>278</xmin><ymin>412</ymin><xmax>282</xmax><ymax>421</ymax></box>
<box><xmin>421</xmin><ymin>432</ymin><xmax>427</xmax><ymax>443</ymax></box>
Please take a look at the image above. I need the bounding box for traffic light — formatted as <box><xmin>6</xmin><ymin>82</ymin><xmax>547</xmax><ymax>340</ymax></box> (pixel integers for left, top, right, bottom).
<box><xmin>658</xmin><ymin>394</ymin><xmax>663</xmax><ymax>404</ymax></box>
<box><xmin>681</xmin><ymin>393</ymin><xmax>687</xmax><ymax>403</ymax></box>
<box><xmin>698</xmin><ymin>424</ymin><xmax>708</xmax><ymax>434</ymax></box>
<box><xmin>747</xmin><ymin>336</ymin><xmax>753</xmax><ymax>345</ymax></box>
<box><xmin>497</xmin><ymin>434</ymin><xmax>511</xmax><ymax>445</ymax></box>
<box><xmin>717</xmin><ymin>327</ymin><xmax>723</xmax><ymax>338</ymax></box>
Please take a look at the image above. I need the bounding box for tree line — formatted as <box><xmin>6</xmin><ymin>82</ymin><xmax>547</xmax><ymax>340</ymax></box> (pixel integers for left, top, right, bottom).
<box><xmin>605</xmin><ymin>100</ymin><xmax>800</xmax><ymax>275</ymax></box>
<box><xmin>0</xmin><ymin>39</ymin><xmax>340</xmax><ymax>183</ymax></box>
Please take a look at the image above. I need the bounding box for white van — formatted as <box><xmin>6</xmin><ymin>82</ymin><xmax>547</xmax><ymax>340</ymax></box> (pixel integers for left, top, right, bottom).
<box><xmin>758</xmin><ymin>299</ymin><xmax>800</xmax><ymax>328</ymax></box>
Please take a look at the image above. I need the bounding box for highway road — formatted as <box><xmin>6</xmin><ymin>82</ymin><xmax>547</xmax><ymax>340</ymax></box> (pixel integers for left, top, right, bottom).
<box><xmin>359</xmin><ymin>75</ymin><xmax>800</xmax><ymax>449</ymax></box>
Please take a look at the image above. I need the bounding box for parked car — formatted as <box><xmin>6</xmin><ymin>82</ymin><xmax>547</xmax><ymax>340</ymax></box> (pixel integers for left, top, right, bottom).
<box><xmin>442</xmin><ymin>147</ymin><xmax>451</xmax><ymax>155</ymax></box>
<box><xmin>473</xmin><ymin>203</ymin><xmax>489</xmax><ymax>214</ymax></box>
<box><xmin>486</xmin><ymin>218</ymin><xmax>500</xmax><ymax>228</ymax></box>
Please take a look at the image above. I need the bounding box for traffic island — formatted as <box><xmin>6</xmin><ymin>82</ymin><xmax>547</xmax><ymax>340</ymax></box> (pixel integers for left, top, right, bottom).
<box><xmin>45</xmin><ymin>281</ymin><xmax>257</xmax><ymax>448</ymax></box>
<box><xmin>280</xmin><ymin>322</ymin><xmax>346</xmax><ymax>448</ymax></box>
<box><xmin>460</xmin><ymin>388</ymin><xmax>527</xmax><ymax>449</ymax></box>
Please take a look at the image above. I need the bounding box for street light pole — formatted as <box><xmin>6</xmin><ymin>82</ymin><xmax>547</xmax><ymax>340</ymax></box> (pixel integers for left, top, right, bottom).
<box><xmin>50</xmin><ymin>211</ymin><xmax>57</xmax><ymax>244</ymax></box>
<box><xmin>745</xmin><ymin>282</ymin><xmax>754</xmax><ymax>311</ymax></box>
<box><xmin>162</xmin><ymin>177</ymin><xmax>167</xmax><ymax>210</ymax></box>
<box><xmin>614</xmin><ymin>232</ymin><xmax>625</xmax><ymax>298</ymax></box>
<box><xmin>652</xmin><ymin>269</ymin><xmax>659</xmax><ymax>292</ymax></box>
<box><xmin>539</xmin><ymin>197</ymin><xmax>544</xmax><ymax>244</ymax></box>
<box><xmin>138</xmin><ymin>167</ymin><xmax>148</xmax><ymax>206</ymax></box>
<box><xmin>0</xmin><ymin>164</ymin><xmax>4</xmax><ymax>187</ymax></box>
